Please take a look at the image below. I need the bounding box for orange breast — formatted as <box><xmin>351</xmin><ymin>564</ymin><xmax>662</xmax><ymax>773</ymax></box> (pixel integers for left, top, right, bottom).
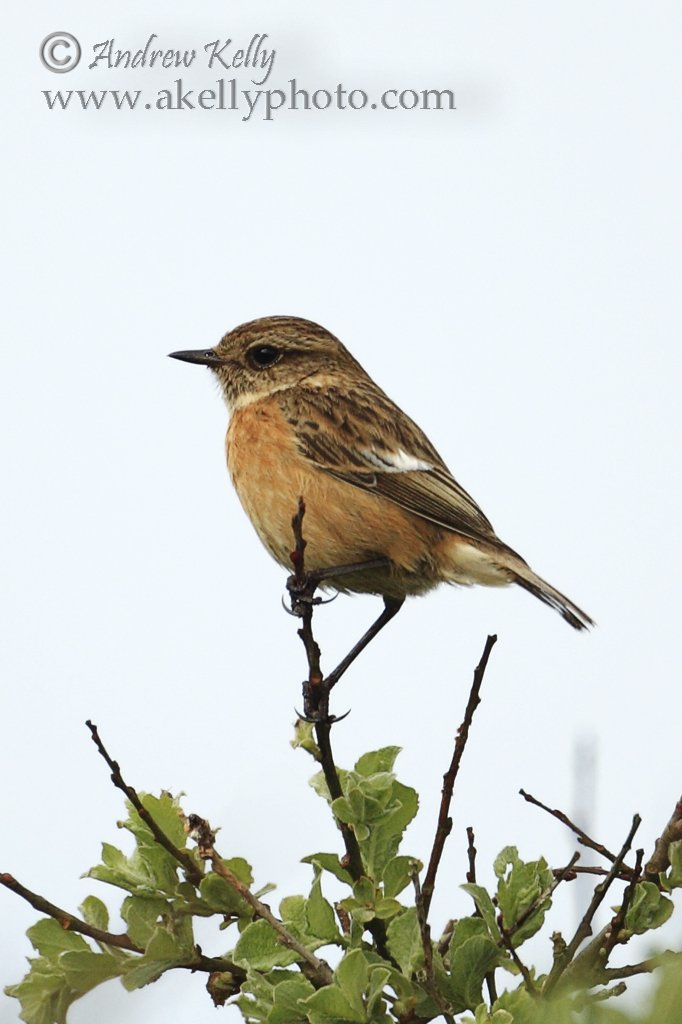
<box><xmin>225</xmin><ymin>397</ymin><xmax>442</xmax><ymax>592</ymax></box>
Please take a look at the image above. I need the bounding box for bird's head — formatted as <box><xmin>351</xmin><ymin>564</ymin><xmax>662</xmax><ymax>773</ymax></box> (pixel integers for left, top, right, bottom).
<box><xmin>169</xmin><ymin>315</ymin><xmax>365</xmax><ymax>409</ymax></box>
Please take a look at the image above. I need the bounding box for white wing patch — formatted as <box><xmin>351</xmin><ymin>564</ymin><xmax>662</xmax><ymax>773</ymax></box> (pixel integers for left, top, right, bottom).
<box><xmin>363</xmin><ymin>447</ymin><xmax>433</xmax><ymax>473</ymax></box>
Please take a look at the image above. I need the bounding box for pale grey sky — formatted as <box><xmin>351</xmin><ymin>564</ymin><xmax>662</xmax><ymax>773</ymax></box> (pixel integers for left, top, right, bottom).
<box><xmin>2</xmin><ymin>3</ymin><xmax>681</xmax><ymax>1021</ymax></box>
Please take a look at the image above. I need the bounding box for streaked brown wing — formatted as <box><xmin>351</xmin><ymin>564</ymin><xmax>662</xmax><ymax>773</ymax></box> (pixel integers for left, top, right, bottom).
<box><xmin>280</xmin><ymin>385</ymin><xmax>497</xmax><ymax>544</ymax></box>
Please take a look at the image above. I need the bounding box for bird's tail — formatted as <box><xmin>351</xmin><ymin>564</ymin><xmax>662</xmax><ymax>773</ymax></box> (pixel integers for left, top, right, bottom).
<box><xmin>508</xmin><ymin>557</ymin><xmax>594</xmax><ymax>631</ymax></box>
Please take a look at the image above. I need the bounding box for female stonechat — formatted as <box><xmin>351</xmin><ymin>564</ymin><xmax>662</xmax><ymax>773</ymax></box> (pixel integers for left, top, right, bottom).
<box><xmin>170</xmin><ymin>316</ymin><xmax>593</xmax><ymax>641</ymax></box>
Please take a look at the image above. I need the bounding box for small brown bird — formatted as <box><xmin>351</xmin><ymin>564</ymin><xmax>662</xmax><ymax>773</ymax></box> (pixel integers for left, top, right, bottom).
<box><xmin>170</xmin><ymin>315</ymin><xmax>592</xmax><ymax>655</ymax></box>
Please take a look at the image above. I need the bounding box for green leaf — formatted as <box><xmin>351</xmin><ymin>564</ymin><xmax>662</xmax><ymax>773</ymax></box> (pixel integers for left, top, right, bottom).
<box><xmin>121</xmin><ymin>895</ymin><xmax>169</xmax><ymax>947</ymax></box>
<box><xmin>443</xmin><ymin>933</ymin><xmax>501</xmax><ymax>1012</ymax></box>
<box><xmin>233</xmin><ymin>920</ymin><xmax>300</xmax><ymax>970</ymax></box>
<box><xmin>291</xmin><ymin>719</ymin><xmax>319</xmax><ymax>758</ymax></box>
<box><xmin>361</xmin><ymin>782</ymin><xmax>419</xmax><ymax>881</ymax></box>
<box><xmin>237</xmin><ymin>968</ymin><xmax>314</xmax><ymax>1023</ymax></box>
<box><xmin>121</xmin><ymin>957</ymin><xmax>175</xmax><ymax>991</ymax></box>
<box><xmin>87</xmin><ymin>839</ymin><xmax>175</xmax><ymax>896</ymax></box>
<box><xmin>374</xmin><ymin>898</ymin><xmax>402</xmax><ymax>920</ymax></box>
<box><xmin>336</xmin><ymin>949</ymin><xmax>370</xmax><ymax>1014</ymax></box>
<box><xmin>302</xmin><ymin>852</ymin><xmax>353</xmax><ymax>887</ymax></box>
<box><xmin>648</xmin><ymin>958</ymin><xmax>682</xmax><ymax>1024</ymax></box>
<box><xmin>304</xmin><ymin>984</ymin><xmax>366</xmax><ymax>1023</ymax></box>
<box><xmin>366</xmin><ymin>964</ymin><xmax>391</xmax><ymax>1017</ymax></box>
<box><xmin>382</xmin><ymin>856</ymin><xmax>421</xmax><ymax>899</ymax></box>
<box><xmin>310</xmin><ymin>749</ymin><xmax>418</xmax><ymax>882</ymax></box>
<box><xmin>59</xmin><ymin>950</ymin><xmax>121</xmax><ymax>994</ymax></box>
<box><xmin>386</xmin><ymin>908</ymin><xmax>423</xmax><ymax>976</ymax></box>
<box><xmin>222</xmin><ymin>856</ymin><xmax>254</xmax><ymax>886</ymax></box>
<box><xmin>5</xmin><ymin>967</ymin><xmax>78</xmax><ymax>1024</ymax></box>
<box><xmin>122</xmin><ymin>792</ymin><xmax>188</xmax><ymax>849</ymax></box>
<box><xmin>270</xmin><ymin>975</ymin><xmax>317</xmax><ymax>1023</ymax></box>
<box><xmin>449</xmin><ymin>916</ymin><xmax>490</xmax><ymax>953</ymax></box>
<box><xmin>26</xmin><ymin>919</ymin><xmax>90</xmax><ymax>960</ymax></box>
<box><xmin>78</xmin><ymin>896</ymin><xmax>109</xmax><ymax>933</ymax></box>
<box><xmin>495</xmin><ymin>847</ymin><xmax>553</xmax><ymax>945</ymax></box>
<box><xmin>493</xmin><ymin>845</ymin><xmax>520</xmax><ymax>879</ymax></box>
<box><xmin>355</xmin><ymin>747</ymin><xmax>402</xmax><ymax>776</ymax></box>
<box><xmin>461</xmin><ymin>883</ymin><xmax>501</xmax><ymax>941</ymax></box>
<box><xmin>662</xmin><ymin>840</ymin><xmax>682</xmax><ymax>891</ymax></box>
<box><xmin>280</xmin><ymin>894</ymin><xmax>307</xmax><ymax>932</ymax></box>
<box><xmin>306</xmin><ymin>875</ymin><xmax>342</xmax><ymax>943</ymax></box>
<box><xmin>623</xmin><ymin>881</ymin><xmax>674</xmax><ymax>935</ymax></box>
<box><xmin>199</xmin><ymin>872</ymin><xmax>251</xmax><ymax>918</ymax></box>
<box><xmin>146</xmin><ymin>916</ymin><xmax>194</xmax><ymax>960</ymax></box>
<box><xmin>492</xmin><ymin>984</ymin><xmax>575</xmax><ymax>1024</ymax></box>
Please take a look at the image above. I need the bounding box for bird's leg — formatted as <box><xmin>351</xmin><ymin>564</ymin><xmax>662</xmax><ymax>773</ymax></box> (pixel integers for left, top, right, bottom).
<box><xmin>323</xmin><ymin>595</ymin><xmax>405</xmax><ymax>691</ymax></box>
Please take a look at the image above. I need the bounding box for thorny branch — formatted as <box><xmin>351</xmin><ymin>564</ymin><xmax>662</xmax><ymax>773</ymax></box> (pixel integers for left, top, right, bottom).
<box><xmin>421</xmin><ymin>634</ymin><xmax>497</xmax><ymax>919</ymax></box>
<box><xmin>286</xmin><ymin>498</ymin><xmax>394</xmax><ymax>964</ymax></box>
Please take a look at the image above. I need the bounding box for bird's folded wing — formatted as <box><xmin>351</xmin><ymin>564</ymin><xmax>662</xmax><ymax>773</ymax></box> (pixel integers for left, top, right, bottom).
<box><xmin>285</xmin><ymin>387</ymin><xmax>497</xmax><ymax>545</ymax></box>
<box><xmin>329</xmin><ymin>463</ymin><xmax>496</xmax><ymax>543</ymax></box>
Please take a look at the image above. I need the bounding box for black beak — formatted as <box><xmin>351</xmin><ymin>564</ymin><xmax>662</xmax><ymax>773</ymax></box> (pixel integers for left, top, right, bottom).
<box><xmin>168</xmin><ymin>349</ymin><xmax>224</xmax><ymax>367</ymax></box>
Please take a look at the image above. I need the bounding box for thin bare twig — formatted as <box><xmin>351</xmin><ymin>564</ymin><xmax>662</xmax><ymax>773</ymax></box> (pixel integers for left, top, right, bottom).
<box><xmin>0</xmin><ymin>872</ymin><xmax>141</xmax><ymax>952</ymax></box>
<box><xmin>412</xmin><ymin>871</ymin><xmax>456</xmax><ymax>1024</ymax></box>
<box><xmin>0</xmin><ymin>871</ymin><xmax>244</xmax><ymax>980</ymax></box>
<box><xmin>519</xmin><ymin>789</ymin><xmax>634</xmax><ymax>873</ymax></box>
<box><xmin>462</xmin><ymin>826</ymin><xmax>498</xmax><ymax>1004</ymax></box>
<box><xmin>645</xmin><ymin>795</ymin><xmax>682</xmax><ymax>877</ymax></box>
<box><xmin>601</xmin><ymin>848</ymin><xmax>644</xmax><ymax>961</ymax></box>
<box><xmin>599</xmin><ymin>954</ymin><xmax>676</xmax><ymax>981</ymax></box>
<box><xmin>543</xmin><ymin>814</ymin><xmax>641</xmax><ymax>996</ymax></box>
<box><xmin>422</xmin><ymin>635</ymin><xmax>497</xmax><ymax>918</ymax></box>
<box><xmin>86</xmin><ymin>720</ymin><xmax>204</xmax><ymax>887</ymax></box>
<box><xmin>550</xmin><ymin>864</ymin><xmax>631</xmax><ymax>881</ymax></box>
<box><xmin>466</xmin><ymin>826</ymin><xmax>477</xmax><ymax>884</ymax></box>
<box><xmin>185</xmin><ymin>819</ymin><xmax>334</xmax><ymax>988</ymax></box>
<box><xmin>211</xmin><ymin>855</ymin><xmax>334</xmax><ymax>985</ymax></box>
<box><xmin>498</xmin><ymin>920</ymin><xmax>539</xmax><ymax>996</ymax></box>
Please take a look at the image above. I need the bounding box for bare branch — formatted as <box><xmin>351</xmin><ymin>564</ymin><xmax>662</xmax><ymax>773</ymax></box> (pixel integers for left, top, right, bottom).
<box><xmin>86</xmin><ymin>720</ymin><xmax>204</xmax><ymax>887</ymax></box>
<box><xmin>601</xmin><ymin>848</ymin><xmax>644</xmax><ymax>962</ymax></box>
<box><xmin>412</xmin><ymin>870</ymin><xmax>456</xmax><ymax>1024</ymax></box>
<box><xmin>466</xmin><ymin>826</ymin><xmax>477</xmax><ymax>884</ymax></box>
<box><xmin>645</xmin><ymin>795</ymin><xmax>682</xmax><ymax>877</ymax></box>
<box><xmin>0</xmin><ymin>871</ymin><xmax>243</xmax><ymax>980</ymax></box>
<box><xmin>185</xmin><ymin>815</ymin><xmax>335</xmax><ymax>988</ymax></box>
<box><xmin>422</xmin><ymin>635</ymin><xmax>497</xmax><ymax>918</ymax></box>
<box><xmin>497</xmin><ymin>920</ymin><xmax>539</xmax><ymax>997</ymax></box>
<box><xmin>0</xmin><ymin>872</ymin><xmax>141</xmax><ymax>952</ymax></box>
<box><xmin>543</xmin><ymin>814</ymin><xmax>641</xmax><ymax>995</ymax></box>
<box><xmin>519</xmin><ymin>789</ymin><xmax>634</xmax><ymax>873</ymax></box>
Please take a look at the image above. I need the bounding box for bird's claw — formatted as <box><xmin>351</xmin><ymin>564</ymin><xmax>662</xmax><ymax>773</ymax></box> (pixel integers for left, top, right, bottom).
<box><xmin>294</xmin><ymin>705</ymin><xmax>351</xmax><ymax>726</ymax></box>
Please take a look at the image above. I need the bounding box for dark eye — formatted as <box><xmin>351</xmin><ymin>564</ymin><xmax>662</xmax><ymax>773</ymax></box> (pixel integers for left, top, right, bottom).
<box><xmin>248</xmin><ymin>345</ymin><xmax>281</xmax><ymax>369</ymax></box>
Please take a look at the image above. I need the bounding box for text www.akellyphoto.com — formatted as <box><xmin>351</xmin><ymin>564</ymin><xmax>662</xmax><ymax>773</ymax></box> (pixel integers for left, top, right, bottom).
<box><xmin>41</xmin><ymin>78</ymin><xmax>456</xmax><ymax>121</ymax></box>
